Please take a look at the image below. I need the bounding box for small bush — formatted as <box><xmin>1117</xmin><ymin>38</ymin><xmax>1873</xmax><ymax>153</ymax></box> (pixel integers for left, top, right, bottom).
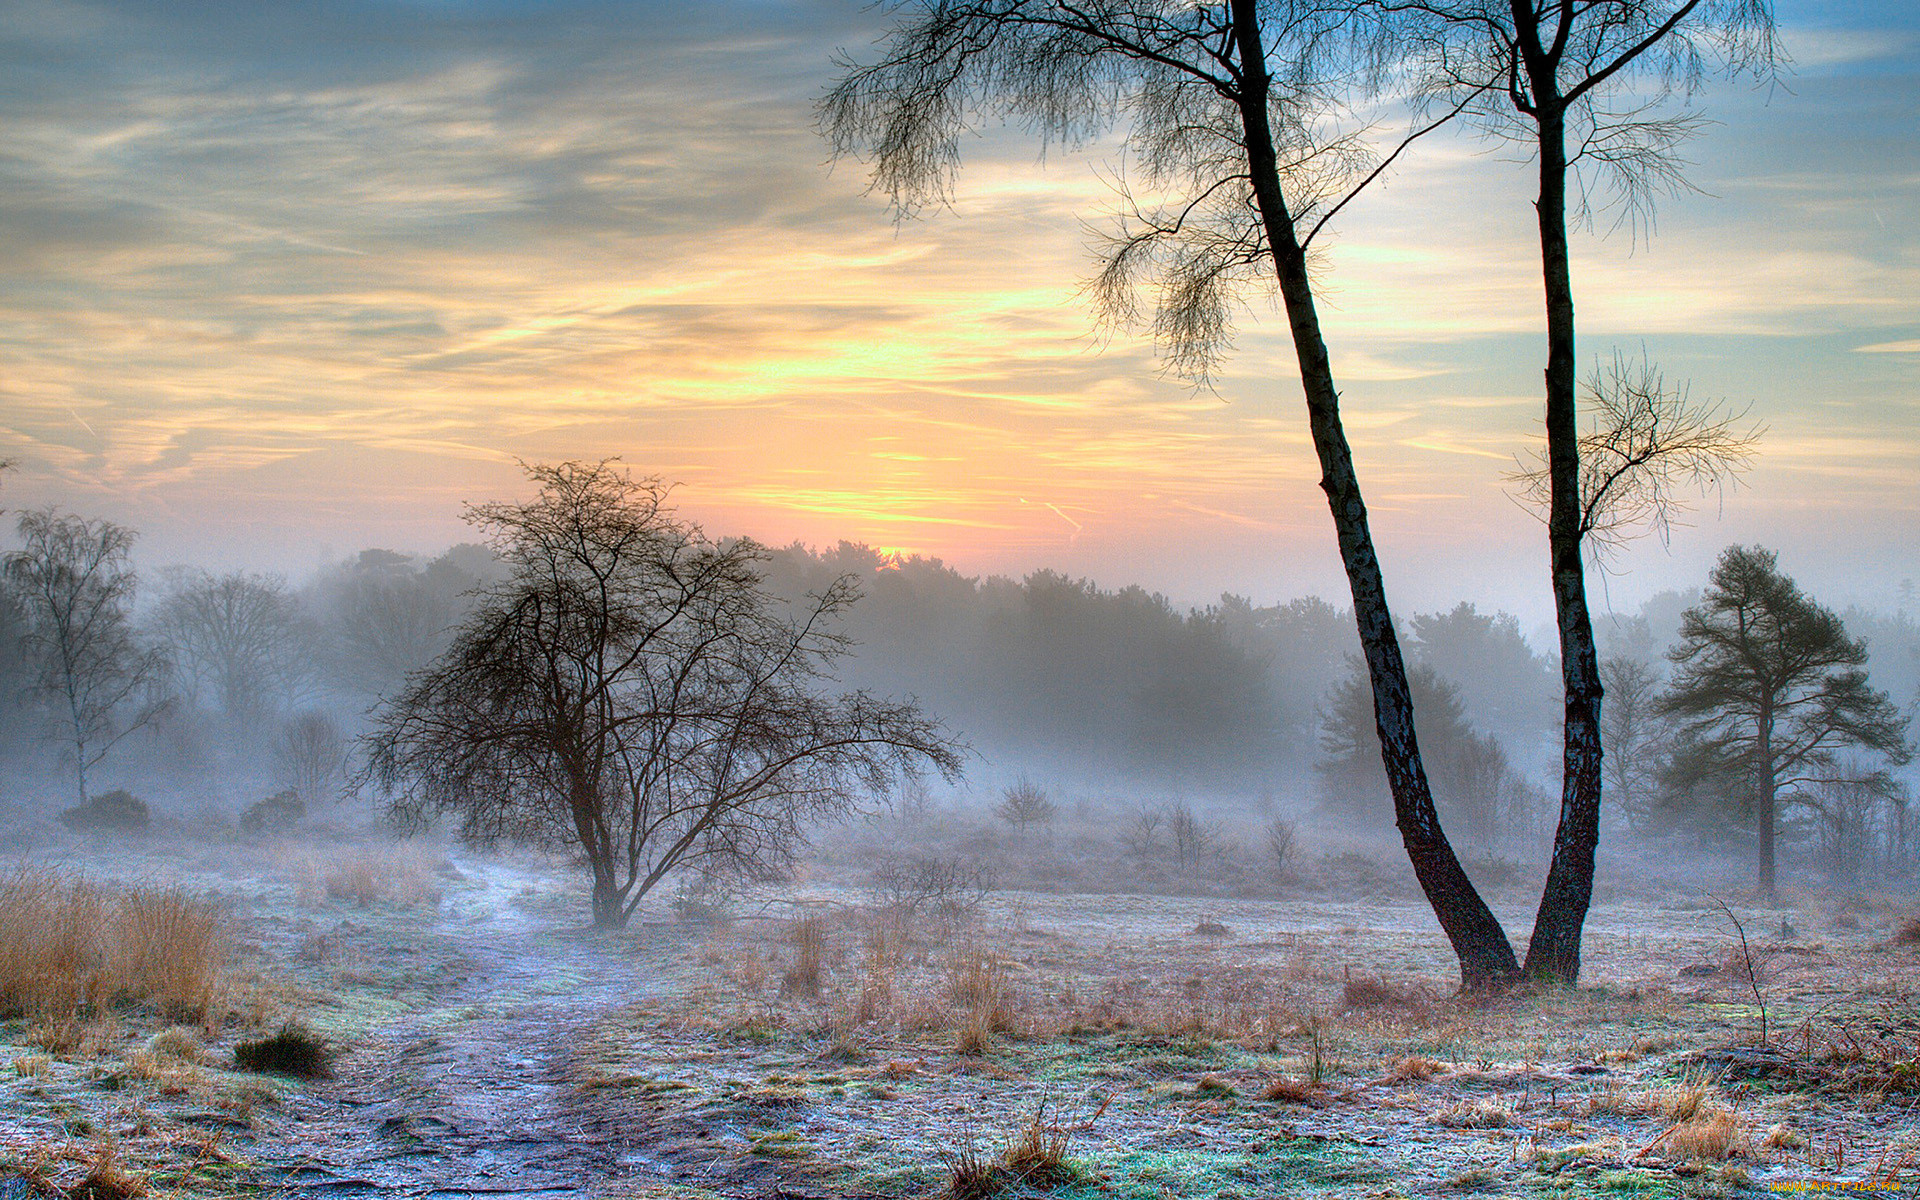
<box><xmin>234</xmin><ymin>1021</ymin><xmax>334</xmax><ymax>1078</ymax></box>
<box><xmin>869</xmin><ymin>855</ymin><xmax>992</xmax><ymax>932</ymax></box>
<box><xmin>59</xmin><ymin>790</ymin><xmax>150</xmax><ymax>836</ymax></box>
<box><xmin>239</xmin><ymin>789</ymin><xmax>304</xmax><ymax>836</ymax></box>
<box><xmin>993</xmin><ymin>780</ymin><xmax>1057</xmax><ymax>831</ymax></box>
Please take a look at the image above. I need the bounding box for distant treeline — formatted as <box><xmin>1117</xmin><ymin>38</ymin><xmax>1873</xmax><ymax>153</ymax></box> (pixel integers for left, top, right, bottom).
<box><xmin>2</xmin><ymin>515</ymin><xmax>1916</xmax><ymax>873</ymax></box>
<box><xmin>757</xmin><ymin>541</ymin><xmax>1568</xmax><ymax>802</ymax></box>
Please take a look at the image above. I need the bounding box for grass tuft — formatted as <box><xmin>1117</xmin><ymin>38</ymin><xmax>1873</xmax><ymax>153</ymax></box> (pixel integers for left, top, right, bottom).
<box><xmin>940</xmin><ymin>1105</ymin><xmax>1087</xmax><ymax>1198</ymax></box>
<box><xmin>233</xmin><ymin>1021</ymin><xmax>334</xmax><ymax>1079</ymax></box>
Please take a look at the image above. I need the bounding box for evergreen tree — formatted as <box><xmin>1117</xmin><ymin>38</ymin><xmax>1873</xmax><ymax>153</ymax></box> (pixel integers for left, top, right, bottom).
<box><xmin>1659</xmin><ymin>546</ymin><xmax>1910</xmax><ymax>896</ymax></box>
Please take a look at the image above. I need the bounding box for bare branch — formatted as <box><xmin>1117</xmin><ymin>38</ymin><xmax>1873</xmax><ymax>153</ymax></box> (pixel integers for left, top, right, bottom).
<box><xmin>1509</xmin><ymin>350</ymin><xmax>1762</xmax><ymax>560</ymax></box>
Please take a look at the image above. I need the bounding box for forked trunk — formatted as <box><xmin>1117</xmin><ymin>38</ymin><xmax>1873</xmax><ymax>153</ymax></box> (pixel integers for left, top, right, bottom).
<box><xmin>1522</xmin><ymin>103</ymin><xmax>1606</xmax><ymax>987</ymax></box>
<box><xmin>1230</xmin><ymin>0</ymin><xmax>1519</xmax><ymax>991</ymax></box>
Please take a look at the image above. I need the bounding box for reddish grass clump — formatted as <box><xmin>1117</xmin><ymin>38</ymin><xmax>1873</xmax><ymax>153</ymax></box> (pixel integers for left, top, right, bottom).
<box><xmin>1258</xmin><ymin>1076</ymin><xmax>1320</xmax><ymax>1104</ymax></box>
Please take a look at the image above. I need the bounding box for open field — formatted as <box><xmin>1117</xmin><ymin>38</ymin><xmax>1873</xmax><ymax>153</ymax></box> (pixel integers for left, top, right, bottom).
<box><xmin>3</xmin><ymin>837</ymin><xmax>1919</xmax><ymax>1199</ymax></box>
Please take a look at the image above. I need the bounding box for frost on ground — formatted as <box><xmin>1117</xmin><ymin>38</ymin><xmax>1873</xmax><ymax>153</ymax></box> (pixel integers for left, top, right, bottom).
<box><xmin>3</xmin><ymin>840</ymin><xmax>1919</xmax><ymax>1199</ymax></box>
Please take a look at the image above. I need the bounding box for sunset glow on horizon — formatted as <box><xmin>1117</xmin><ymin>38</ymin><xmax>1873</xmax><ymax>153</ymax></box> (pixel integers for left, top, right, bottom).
<box><xmin>2</xmin><ymin>0</ymin><xmax>1916</xmax><ymax>627</ymax></box>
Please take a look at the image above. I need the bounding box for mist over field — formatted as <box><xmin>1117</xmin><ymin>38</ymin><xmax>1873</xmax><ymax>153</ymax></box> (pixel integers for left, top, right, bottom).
<box><xmin>0</xmin><ymin>522</ymin><xmax>1915</xmax><ymax>881</ymax></box>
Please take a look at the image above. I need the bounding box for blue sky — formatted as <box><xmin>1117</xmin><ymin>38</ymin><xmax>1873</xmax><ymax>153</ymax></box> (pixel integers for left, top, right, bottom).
<box><xmin>0</xmin><ymin>0</ymin><xmax>1914</xmax><ymax>628</ymax></box>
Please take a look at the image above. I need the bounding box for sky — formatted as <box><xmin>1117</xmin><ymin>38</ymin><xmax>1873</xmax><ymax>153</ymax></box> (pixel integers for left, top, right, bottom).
<box><xmin>1</xmin><ymin>0</ymin><xmax>1915</xmax><ymax>633</ymax></box>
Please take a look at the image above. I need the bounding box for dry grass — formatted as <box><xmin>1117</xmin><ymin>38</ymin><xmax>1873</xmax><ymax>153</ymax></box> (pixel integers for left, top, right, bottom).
<box><xmin>1433</xmin><ymin>1097</ymin><xmax>1515</xmax><ymax>1129</ymax></box>
<box><xmin>1591</xmin><ymin>1076</ymin><xmax>1716</xmax><ymax>1122</ymax></box>
<box><xmin>855</xmin><ymin>913</ymin><xmax>906</xmax><ymax>1023</ymax></box>
<box><xmin>24</xmin><ymin>1013</ymin><xmax>121</xmax><ymax>1058</ymax></box>
<box><xmin>947</xmin><ymin>944</ymin><xmax>1016</xmax><ymax>1055</ymax></box>
<box><xmin>12</xmin><ymin>1054</ymin><xmax>52</xmax><ymax>1078</ymax></box>
<box><xmin>780</xmin><ymin>915</ymin><xmax>827</xmax><ymax>999</ymax></box>
<box><xmin>939</xmin><ymin>1105</ymin><xmax>1085</xmax><ymax>1198</ymax></box>
<box><xmin>1257</xmin><ymin>1076</ymin><xmax>1320</xmax><ymax>1104</ymax></box>
<box><xmin>0</xmin><ymin>866</ymin><xmax>225</xmax><ymax>1024</ymax></box>
<box><xmin>4</xmin><ymin>1136</ymin><xmax>150</xmax><ymax>1200</ymax></box>
<box><xmin>1341</xmin><ymin>971</ymin><xmax>1437</xmax><ymax>1017</ymax></box>
<box><xmin>1383</xmin><ymin>1054</ymin><xmax>1447</xmax><ymax>1082</ymax></box>
<box><xmin>1812</xmin><ymin>1005</ymin><xmax>1920</xmax><ymax>1094</ymax></box>
<box><xmin>1644</xmin><ymin>1106</ymin><xmax>1748</xmax><ymax>1162</ymax></box>
<box><xmin>280</xmin><ymin>840</ymin><xmax>448</xmax><ymax>909</ymax></box>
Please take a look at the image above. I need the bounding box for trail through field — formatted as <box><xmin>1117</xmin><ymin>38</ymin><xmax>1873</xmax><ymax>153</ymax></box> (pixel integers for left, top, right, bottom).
<box><xmin>269</xmin><ymin>857</ymin><xmax>686</xmax><ymax>1199</ymax></box>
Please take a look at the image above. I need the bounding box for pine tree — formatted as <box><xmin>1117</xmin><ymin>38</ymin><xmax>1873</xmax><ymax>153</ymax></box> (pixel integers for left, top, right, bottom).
<box><xmin>1659</xmin><ymin>546</ymin><xmax>1910</xmax><ymax>896</ymax></box>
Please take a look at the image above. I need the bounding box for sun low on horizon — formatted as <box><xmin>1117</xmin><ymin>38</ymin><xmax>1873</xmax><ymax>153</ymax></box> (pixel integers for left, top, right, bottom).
<box><xmin>2</xmin><ymin>0</ymin><xmax>1916</xmax><ymax>625</ymax></box>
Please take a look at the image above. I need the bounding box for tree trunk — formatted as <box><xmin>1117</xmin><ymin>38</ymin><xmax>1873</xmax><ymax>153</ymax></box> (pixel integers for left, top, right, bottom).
<box><xmin>1522</xmin><ymin>102</ymin><xmax>1606</xmax><ymax>986</ymax></box>
<box><xmin>1757</xmin><ymin>709</ymin><xmax>1776</xmax><ymax>899</ymax></box>
<box><xmin>1230</xmin><ymin>0</ymin><xmax>1518</xmax><ymax>991</ymax></box>
<box><xmin>67</xmin><ymin>686</ymin><xmax>89</xmax><ymax>808</ymax></box>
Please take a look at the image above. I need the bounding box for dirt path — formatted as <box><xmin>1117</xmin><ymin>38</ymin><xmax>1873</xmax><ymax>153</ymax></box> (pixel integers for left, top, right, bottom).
<box><xmin>266</xmin><ymin>859</ymin><xmax>687</xmax><ymax>1199</ymax></box>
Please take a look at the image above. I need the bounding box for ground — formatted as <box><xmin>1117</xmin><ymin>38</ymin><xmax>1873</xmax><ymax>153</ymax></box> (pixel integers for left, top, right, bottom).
<box><xmin>3</xmin><ymin>835</ymin><xmax>1919</xmax><ymax>1199</ymax></box>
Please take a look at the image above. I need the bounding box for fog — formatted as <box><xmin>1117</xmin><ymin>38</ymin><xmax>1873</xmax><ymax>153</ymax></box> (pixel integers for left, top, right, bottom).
<box><xmin>2</xmin><ymin>510</ymin><xmax>1914</xmax><ymax>900</ymax></box>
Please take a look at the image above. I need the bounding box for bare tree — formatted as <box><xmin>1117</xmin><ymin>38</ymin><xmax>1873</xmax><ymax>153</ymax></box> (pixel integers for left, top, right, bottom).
<box><xmin>156</xmin><ymin>569</ymin><xmax>315</xmax><ymax>722</ymax></box>
<box><xmin>1168</xmin><ymin>800</ymin><xmax>1216</xmax><ymax>870</ymax></box>
<box><xmin>318</xmin><ymin>560</ymin><xmax>467</xmax><ymax>700</ymax></box>
<box><xmin>994</xmin><ymin>778</ymin><xmax>1058</xmax><ymax>831</ymax></box>
<box><xmin>1264</xmin><ymin>815</ymin><xmax>1300</xmax><ymax>880</ymax></box>
<box><xmin>274</xmin><ymin>710</ymin><xmax>351</xmax><ymax>810</ymax></box>
<box><xmin>1120</xmin><ymin>806</ymin><xmax>1165</xmax><ymax>861</ymax></box>
<box><xmin>1383</xmin><ymin>0</ymin><xmax>1780</xmax><ymax>982</ymax></box>
<box><xmin>4</xmin><ymin>509</ymin><xmax>171</xmax><ymax>805</ymax></box>
<box><xmin>1598</xmin><ymin>653</ymin><xmax>1667</xmax><ymax>834</ymax></box>
<box><xmin>826</xmin><ymin>0</ymin><xmax>1522</xmax><ymax>988</ymax></box>
<box><xmin>365</xmin><ymin>462</ymin><xmax>962</xmax><ymax>928</ymax></box>
<box><xmin>1512</xmin><ymin>354</ymin><xmax>1760</xmax><ymax>560</ymax></box>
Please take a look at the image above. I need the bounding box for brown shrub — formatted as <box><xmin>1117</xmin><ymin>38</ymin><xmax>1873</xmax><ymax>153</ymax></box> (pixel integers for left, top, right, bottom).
<box><xmin>1384</xmin><ymin>1054</ymin><xmax>1446</xmax><ymax>1082</ymax></box>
